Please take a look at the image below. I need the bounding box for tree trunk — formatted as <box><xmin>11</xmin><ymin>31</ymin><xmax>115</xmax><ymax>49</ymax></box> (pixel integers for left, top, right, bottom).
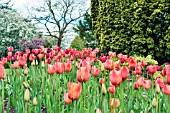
<box><xmin>57</xmin><ymin>37</ymin><xmax>62</xmax><ymax>47</ymax></box>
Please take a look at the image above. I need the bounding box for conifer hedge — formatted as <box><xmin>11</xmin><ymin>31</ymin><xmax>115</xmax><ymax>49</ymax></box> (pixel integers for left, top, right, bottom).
<box><xmin>91</xmin><ymin>0</ymin><xmax>170</xmax><ymax>64</ymax></box>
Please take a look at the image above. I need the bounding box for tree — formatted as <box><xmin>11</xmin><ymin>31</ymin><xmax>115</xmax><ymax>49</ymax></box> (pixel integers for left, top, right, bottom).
<box><xmin>0</xmin><ymin>8</ymin><xmax>38</xmax><ymax>57</ymax></box>
<box><xmin>31</xmin><ymin>0</ymin><xmax>88</xmax><ymax>47</ymax></box>
<box><xmin>73</xmin><ymin>12</ymin><xmax>95</xmax><ymax>48</ymax></box>
<box><xmin>0</xmin><ymin>0</ymin><xmax>12</xmax><ymax>9</ymax></box>
<box><xmin>91</xmin><ymin>0</ymin><xmax>170</xmax><ymax>64</ymax></box>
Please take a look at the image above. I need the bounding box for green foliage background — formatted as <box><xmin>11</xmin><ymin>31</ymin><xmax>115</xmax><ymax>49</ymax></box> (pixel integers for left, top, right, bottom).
<box><xmin>91</xmin><ymin>0</ymin><xmax>170</xmax><ymax>64</ymax></box>
<box><xmin>70</xmin><ymin>36</ymin><xmax>85</xmax><ymax>51</ymax></box>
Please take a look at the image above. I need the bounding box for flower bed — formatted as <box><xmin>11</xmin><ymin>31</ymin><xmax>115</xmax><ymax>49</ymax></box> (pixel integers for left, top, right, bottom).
<box><xmin>0</xmin><ymin>46</ymin><xmax>170</xmax><ymax>113</ymax></box>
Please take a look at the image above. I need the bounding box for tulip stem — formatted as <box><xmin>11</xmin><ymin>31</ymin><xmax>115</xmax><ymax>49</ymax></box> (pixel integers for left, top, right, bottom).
<box><xmin>25</xmin><ymin>102</ymin><xmax>28</xmax><ymax>113</ymax></box>
<box><xmin>1</xmin><ymin>79</ymin><xmax>4</xmax><ymax>113</ymax></box>
<box><xmin>41</xmin><ymin>69</ymin><xmax>45</xmax><ymax>98</ymax></box>
<box><xmin>34</xmin><ymin>106</ymin><xmax>36</xmax><ymax>113</ymax></box>
<box><xmin>121</xmin><ymin>82</ymin><xmax>124</xmax><ymax>113</ymax></box>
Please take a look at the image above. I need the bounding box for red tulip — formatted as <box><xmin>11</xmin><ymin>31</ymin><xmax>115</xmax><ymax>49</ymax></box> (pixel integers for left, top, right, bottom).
<box><xmin>108</xmin><ymin>85</ymin><xmax>116</xmax><ymax>94</ymax></box>
<box><xmin>55</xmin><ymin>62</ymin><xmax>65</xmax><ymax>74</ymax></box>
<box><xmin>120</xmin><ymin>66</ymin><xmax>129</xmax><ymax>80</ymax></box>
<box><xmin>29</xmin><ymin>54</ymin><xmax>35</xmax><ymax>62</ymax></box>
<box><xmin>77</xmin><ymin>66</ymin><xmax>90</xmax><ymax>82</ymax></box>
<box><xmin>134</xmin><ymin>65</ymin><xmax>142</xmax><ymax>75</ymax></box>
<box><xmin>48</xmin><ymin>64</ymin><xmax>56</xmax><ymax>75</ymax></box>
<box><xmin>38</xmin><ymin>54</ymin><xmax>44</xmax><ymax>60</ymax></box>
<box><xmin>136</xmin><ymin>76</ymin><xmax>144</xmax><ymax>87</ymax></box>
<box><xmin>128</xmin><ymin>57</ymin><xmax>137</xmax><ymax>68</ymax></box>
<box><xmin>143</xmin><ymin>80</ymin><xmax>151</xmax><ymax>90</ymax></box>
<box><xmin>104</xmin><ymin>59</ymin><xmax>114</xmax><ymax>70</ymax></box>
<box><xmin>146</xmin><ymin>65</ymin><xmax>157</xmax><ymax>76</ymax></box>
<box><xmin>134</xmin><ymin>82</ymin><xmax>139</xmax><ymax>90</ymax></box>
<box><xmin>11</xmin><ymin>61</ymin><xmax>20</xmax><ymax>69</ymax></box>
<box><xmin>8</xmin><ymin>46</ymin><xmax>14</xmax><ymax>52</ymax></box>
<box><xmin>64</xmin><ymin>92</ymin><xmax>72</xmax><ymax>104</ymax></box>
<box><xmin>24</xmin><ymin>68</ymin><xmax>28</xmax><ymax>76</ymax></box>
<box><xmin>8</xmin><ymin>52</ymin><xmax>12</xmax><ymax>57</ymax></box>
<box><xmin>0</xmin><ymin>63</ymin><xmax>5</xmax><ymax>79</ymax></box>
<box><xmin>7</xmin><ymin>46</ymin><xmax>13</xmax><ymax>52</ymax></box>
<box><xmin>91</xmin><ymin>66</ymin><xmax>100</xmax><ymax>77</ymax></box>
<box><xmin>65</xmin><ymin>61</ymin><xmax>72</xmax><ymax>72</ymax></box>
<box><xmin>18</xmin><ymin>56</ymin><xmax>26</xmax><ymax>67</ymax></box>
<box><xmin>165</xmin><ymin>65</ymin><xmax>170</xmax><ymax>85</ymax></box>
<box><xmin>155</xmin><ymin>78</ymin><xmax>164</xmax><ymax>89</ymax></box>
<box><xmin>99</xmin><ymin>78</ymin><xmax>104</xmax><ymax>85</ymax></box>
<box><xmin>110</xmin><ymin>70</ymin><xmax>122</xmax><ymax>86</ymax></box>
<box><xmin>163</xmin><ymin>85</ymin><xmax>170</xmax><ymax>95</ymax></box>
<box><xmin>46</xmin><ymin>58</ymin><xmax>52</xmax><ymax>64</ymax></box>
<box><xmin>68</xmin><ymin>82</ymin><xmax>82</xmax><ymax>100</ymax></box>
<box><xmin>1</xmin><ymin>57</ymin><xmax>7</xmax><ymax>65</ymax></box>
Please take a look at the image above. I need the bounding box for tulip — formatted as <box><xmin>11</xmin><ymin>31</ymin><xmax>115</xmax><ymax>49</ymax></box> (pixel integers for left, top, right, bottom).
<box><xmin>152</xmin><ymin>97</ymin><xmax>157</xmax><ymax>107</ymax></box>
<box><xmin>55</xmin><ymin>62</ymin><xmax>65</xmax><ymax>74</ymax></box>
<box><xmin>128</xmin><ymin>57</ymin><xmax>137</xmax><ymax>68</ymax></box>
<box><xmin>163</xmin><ymin>84</ymin><xmax>170</xmax><ymax>95</ymax></box>
<box><xmin>120</xmin><ymin>66</ymin><xmax>129</xmax><ymax>80</ymax></box>
<box><xmin>108</xmin><ymin>85</ymin><xmax>116</xmax><ymax>94</ymax></box>
<box><xmin>146</xmin><ymin>65</ymin><xmax>157</xmax><ymax>76</ymax></box>
<box><xmin>96</xmin><ymin>108</ymin><xmax>102</xmax><ymax>113</ymax></box>
<box><xmin>134</xmin><ymin>82</ymin><xmax>139</xmax><ymax>90</ymax></box>
<box><xmin>0</xmin><ymin>63</ymin><xmax>5</xmax><ymax>79</ymax></box>
<box><xmin>24</xmin><ymin>68</ymin><xmax>28</xmax><ymax>76</ymax></box>
<box><xmin>136</xmin><ymin>76</ymin><xmax>144</xmax><ymax>87</ymax></box>
<box><xmin>48</xmin><ymin>64</ymin><xmax>56</xmax><ymax>75</ymax></box>
<box><xmin>77</xmin><ymin>66</ymin><xmax>90</xmax><ymax>82</ymax></box>
<box><xmin>46</xmin><ymin>58</ymin><xmax>52</xmax><ymax>64</ymax></box>
<box><xmin>165</xmin><ymin>65</ymin><xmax>170</xmax><ymax>85</ymax></box>
<box><xmin>155</xmin><ymin>78</ymin><xmax>164</xmax><ymax>89</ymax></box>
<box><xmin>24</xmin><ymin>89</ymin><xmax>30</xmax><ymax>102</ymax></box>
<box><xmin>33</xmin><ymin>97</ymin><xmax>38</xmax><ymax>106</ymax></box>
<box><xmin>99</xmin><ymin>78</ymin><xmax>104</xmax><ymax>85</ymax></box>
<box><xmin>7</xmin><ymin>46</ymin><xmax>13</xmax><ymax>52</ymax></box>
<box><xmin>38</xmin><ymin>54</ymin><xmax>44</xmax><ymax>60</ymax></box>
<box><xmin>8</xmin><ymin>52</ymin><xmax>12</xmax><ymax>57</ymax></box>
<box><xmin>155</xmin><ymin>84</ymin><xmax>160</xmax><ymax>93</ymax></box>
<box><xmin>29</xmin><ymin>54</ymin><xmax>35</xmax><ymax>62</ymax></box>
<box><xmin>104</xmin><ymin>59</ymin><xmax>114</xmax><ymax>70</ymax></box>
<box><xmin>101</xmin><ymin>83</ymin><xmax>107</xmax><ymax>95</ymax></box>
<box><xmin>82</xmin><ymin>60</ymin><xmax>92</xmax><ymax>71</ymax></box>
<box><xmin>134</xmin><ymin>65</ymin><xmax>142</xmax><ymax>75</ymax></box>
<box><xmin>18</xmin><ymin>56</ymin><xmax>27</xmax><ymax>67</ymax></box>
<box><xmin>110</xmin><ymin>98</ymin><xmax>120</xmax><ymax>108</ymax></box>
<box><xmin>64</xmin><ymin>92</ymin><xmax>72</xmax><ymax>104</ymax></box>
<box><xmin>11</xmin><ymin>61</ymin><xmax>20</xmax><ymax>69</ymax></box>
<box><xmin>91</xmin><ymin>66</ymin><xmax>100</xmax><ymax>77</ymax></box>
<box><xmin>68</xmin><ymin>82</ymin><xmax>82</xmax><ymax>100</ymax></box>
<box><xmin>143</xmin><ymin>80</ymin><xmax>151</xmax><ymax>90</ymax></box>
<box><xmin>65</xmin><ymin>60</ymin><xmax>72</xmax><ymax>72</ymax></box>
<box><xmin>110</xmin><ymin>70</ymin><xmax>122</xmax><ymax>86</ymax></box>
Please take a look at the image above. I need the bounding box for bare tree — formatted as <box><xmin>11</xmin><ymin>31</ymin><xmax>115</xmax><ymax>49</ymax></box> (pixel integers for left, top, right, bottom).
<box><xmin>29</xmin><ymin>0</ymin><xmax>88</xmax><ymax>47</ymax></box>
<box><xmin>0</xmin><ymin>0</ymin><xmax>12</xmax><ymax>9</ymax></box>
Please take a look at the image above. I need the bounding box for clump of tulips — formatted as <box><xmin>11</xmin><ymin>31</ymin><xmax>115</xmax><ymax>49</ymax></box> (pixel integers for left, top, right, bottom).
<box><xmin>0</xmin><ymin>46</ymin><xmax>170</xmax><ymax>113</ymax></box>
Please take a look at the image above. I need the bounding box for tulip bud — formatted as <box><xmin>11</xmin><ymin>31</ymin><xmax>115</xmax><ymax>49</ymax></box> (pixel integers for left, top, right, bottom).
<box><xmin>31</xmin><ymin>60</ymin><xmax>35</xmax><ymax>66</ymax></box>
<box><xmin>36</xmin><ymin>60</ymin><xmax>38</xmax><ymax>66</ymax></box>
<box><xmin>155</xmin><ymin>84</ymin><xmax>160</xmax><ymax>93</ymax></box>
<box><xmin>33</xmin><ymin>97</ymin><xmax>38</xmax><ymax>106</ymax></box>
<box><xmin>100</xmin><ymin>63</ymin><xmax>105</xmax><ymax>72</ymax></box>
<box><xmin>24</xmin><ymin>89</ymin><xmax>30</xmax><ymax>102</ymax></box>
<box><xmin>101</xmin><ymin>83</ymin><xmax>107</xmax><ymax>95</ymax></box>
<box><xmin>152</xmin><ymin>97</ymin><xmax>157</xmax><ymax>107</ymax></box>
<box><xmin>96</xmin><ymin>108</ymin><xmax>102</xmax><ymax>113</ymax></box>
<box><xmin>24</xmin><ymin>68</ymin><xmax>28</xmax><ymax>76</ymax></box>
<box><xmin>41</xmin><ymin>61</ymin><xmax>45</xmax><ymax>68</ymax></box>
<box><xmin>22</xmin><ymin>82</ymin><xmax>28</xmax><ymax>89</ymax></box>
<box><xmin>130</xmin><ymin>110</ymin><xmax>135</xmax><ymax>113</ymax></box>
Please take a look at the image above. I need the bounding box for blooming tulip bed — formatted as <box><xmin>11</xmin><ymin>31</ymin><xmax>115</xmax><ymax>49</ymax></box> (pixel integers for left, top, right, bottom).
<box><xmin>0</xmin><ymin>46</ymin><xmax>170</xmax><ymax>113</ymax></box>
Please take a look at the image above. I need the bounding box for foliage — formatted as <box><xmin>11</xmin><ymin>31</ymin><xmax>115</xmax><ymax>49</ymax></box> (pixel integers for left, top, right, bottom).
<box><xmin>91</xmin><ymin>0</ymin><xmax>170</xmax><ymax>64</ymax></box>
<box><xmin>134</xmin><ymin>55</ymin><xmax>158</xmax><ymax>65</ymax></box>
<box><xmin>19</xmin><ymin>37</ymin><xmax>45</xmax><ymax>50</ymax></box>
<box><xmin>0</xmin><ymin>8</ymin><xmax>37</xmax><ymax>57</ymax></box>
<box><xmin>70</xmin><ymin>36</ymin><xmax>85</xmax><ymax>51</ymax></box>
<box><xmin>73</xmin><ymin>12</ymin><xmax>95</xmax><ymax>48</ymax></box>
